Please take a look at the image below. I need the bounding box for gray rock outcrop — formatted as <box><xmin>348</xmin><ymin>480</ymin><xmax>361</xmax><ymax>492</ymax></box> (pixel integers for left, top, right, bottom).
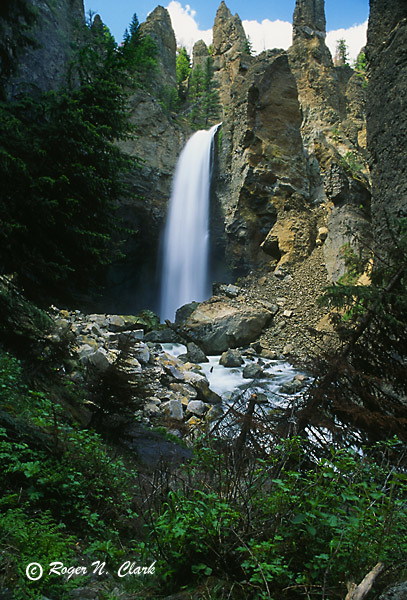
<box><xmin>177</xmin><ymin>297</ymin><xmax>273</xmax><ymax>354</ymax></box>
<box><xmin>140</xmin><ymin>6</ymin><xmax>177</xmax><ymax>89</ymax></box>
<box><xmin>8</xmin><ymin>0</ymin><xmax>85</xmax><ymax>96</ymax></box>
<box><xmin>216</xmin><ymin>49</ymin><xmax>310</xmax><ymax>274</ymax></box>
<box><xmin>288</xmin><ymin>0</ymin><xmax>371</xmax><ymax>282</ymax></box>
<box><xmin>292</xmin><ymin>0</ymin><xmax>326</xmax><ymax>39</ymax></box>
<box><xmin>379</xmin><ymin>582</ymin><xmax>407</xmax><ymax>600</ymax></box>
<box><xmin>192</xmin><ymin>40</ymin><xmax>210</xmax><ymax>70</ymax></box>
<box><xmin>366</xmin><ymin>0</ymin><xmax>407</xmax><ymax>248</ymax></box>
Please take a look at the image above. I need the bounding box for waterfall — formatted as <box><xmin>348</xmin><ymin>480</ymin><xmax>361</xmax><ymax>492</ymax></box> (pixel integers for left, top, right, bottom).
<box><xmin>159</xmin><ymin>124</ymin><xmax>220</xmax><ymax>322</ymax></box>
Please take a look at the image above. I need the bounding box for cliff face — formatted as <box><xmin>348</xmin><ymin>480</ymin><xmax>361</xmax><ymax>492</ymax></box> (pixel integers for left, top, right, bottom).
<box><xmin>366</xmin><ymin>0</ymin><xmax>407</xmax><ymax>246</ymax></box>
<box><xmin>212</xmin><ymin>0</ymin><xmax>370</xmax><ymax>283</ymax></box>
<box><xmin>8</xmin><ymin>0</ymin><xmax>84</xmax><ymax>95</ymax></box>
<box><xmin>216</xmin><ymin>50</ymin><xmax>311</xmax><ymax>273</ymax></box>
<box><xmin>211</xmin><ymin>1</ymin><xmax>250</xmax><ymax>107</ymax></box>
<box><xmin>288</xmin><ymin>0</ymin><xmax>371</xmax><ymax>281</ymax></box>
<box><xmin>140</xmin><ymin>6</ymin><xmax>177</xmax><ymax>90</ymax></box>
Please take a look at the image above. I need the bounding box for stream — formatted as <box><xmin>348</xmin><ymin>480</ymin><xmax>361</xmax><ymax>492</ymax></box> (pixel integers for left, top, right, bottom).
<box><xmin>162</xmin><ymin>343</ymin><xmax>310</xmax><ymax>410</ymax></box>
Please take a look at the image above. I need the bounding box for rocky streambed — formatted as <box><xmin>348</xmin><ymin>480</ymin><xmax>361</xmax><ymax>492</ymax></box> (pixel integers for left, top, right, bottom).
<box><xmin>50</xmin><ymin>299</ymin><xmax>310</xmax><ymax>455</ymax></box>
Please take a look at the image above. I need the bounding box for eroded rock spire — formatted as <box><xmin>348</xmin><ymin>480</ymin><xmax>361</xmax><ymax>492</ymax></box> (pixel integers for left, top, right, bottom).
<box><xmin>212</xmin><ymin>1</ymin><xmax>247</xmax><ymax>57</ymax></box>
<box><xmin>140</xmin><ymin>6</ymin><xmax>176</xmax><ymax>86</ymax></box>
<box><xmin>293</xmin><ymin>0</ymin><xmax>326</xmax><ymax>40</ymax></box>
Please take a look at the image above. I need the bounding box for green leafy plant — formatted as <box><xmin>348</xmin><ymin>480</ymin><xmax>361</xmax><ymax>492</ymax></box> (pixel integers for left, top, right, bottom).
<box><xmin>188</xmin><ymin>57</ymin><xmax>221</xmax><ymax>129</ymax></box>
<box><xmin>143</xmin><ymin>437</ymin><xmax>407</xmax><ymax>598</ymax></box>
<box><xmin>0</xmin><ymin>348</ymin><xmax>140</xmax><ymax>598</ymax></box>
<box><xmin>341</xmin><ymin>150</ymin><xmax>364</xmax><ymax>178</ymax></box>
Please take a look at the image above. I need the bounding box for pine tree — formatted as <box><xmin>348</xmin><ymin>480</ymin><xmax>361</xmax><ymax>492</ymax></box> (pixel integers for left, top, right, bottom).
<box><xmin>121</xmin><ymin>13</ymin><xmax>157</xmax><ymax>85</ymax></box>
<box><xmin>188</xmin><ymin>57</ymin><xmax>220</xmax><ymax>129</ymax></box>
<box><xmin>301</xmin><ymin>218</ymin><xmax>407</xmax><ymax>442</ymax></box>
<box><xmin>334</xmin><ymin>38</ymin><xmax>349</xmax><ymax>66</ymax></box>
<box><xmin>0</xmin><ymin>15</ymin><xmax>156</xmax><ymax>304</ymax></box>
<box><xmin>176</xmin><ymin>46</ymin><xmax>191</xmax><ymax>101</ymax></box>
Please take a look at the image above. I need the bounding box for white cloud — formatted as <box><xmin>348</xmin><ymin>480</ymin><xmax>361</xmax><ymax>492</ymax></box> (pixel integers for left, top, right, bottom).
<box><xmin>326</xmin><ymin>21</ymin><xmax>368</xmax><ymax>64</ymax></box>
<box><xmin>165</xmin><ymin>2</ymin><xmax>367</xmax><ymax>65</ymax></box>
<box><xmin>166</xmin><ymin>1</ymin><xmax>212</xmax><ymax>53</ymax></box>
<box><xmin>242</xmin><ymin>19</ymin><xmax>292</xmax><ymax>54</ymax></box>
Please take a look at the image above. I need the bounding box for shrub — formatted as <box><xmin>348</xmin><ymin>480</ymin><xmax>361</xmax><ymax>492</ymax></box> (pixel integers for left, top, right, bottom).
<box><xmin>143</xmin><ymin>437</ymin><xmax>407</xmax><ymax>598</ymax></box>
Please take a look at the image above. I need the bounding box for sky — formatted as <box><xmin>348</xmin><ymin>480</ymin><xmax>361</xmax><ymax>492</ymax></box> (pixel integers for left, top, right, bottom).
<box><xmin>83</xmin><ymin>0</ymin><xmax>369</xmax><ymax>63</ymax></box>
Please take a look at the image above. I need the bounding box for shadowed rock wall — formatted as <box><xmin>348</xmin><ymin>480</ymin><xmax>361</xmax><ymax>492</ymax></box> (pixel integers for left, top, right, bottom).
<box><xmin>366</xmin><ymin>0</ymin><xmax>407</xmax><ymax>246</ymax></box>
<box><xmin>8</xmin><ymin>0</ymin><xmax>84</xmax><ymax>95</ymax></box>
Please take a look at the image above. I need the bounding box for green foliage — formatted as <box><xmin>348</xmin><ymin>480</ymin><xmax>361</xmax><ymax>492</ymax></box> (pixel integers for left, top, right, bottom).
<box><xmin>0</xmin><ymin>508</ymin><xmax>78</xmax><ymax>599</ymax></box>
<box><xmin>188</xmin><ymin>57</ymin><xmax>221</xmax><ymax>129</ymax></box>
<box><xmin>337</xmin><ymin>244</ymin><xmax>366</xmax><ymax>286</ymax></box>
<box><xmin>0</xmin><ymin>277</ymin><xmax>54</xmax><ymax>350</ymax></box>
<box><xmin>132</xmin><ymin>309</ymin><xmax>160</xmax><ymax>331</ymax></box>
<box><xmin>217</xmin><ymin>125</ymin><xmax>223</xmax><ymax>153</ymax></box>
<box><xmin>145</xmin><ymin>437</ymin><xmax>407</xmax><ymax>598</ymax></box>
<box><xmin>341</xmin><ymin>150</ymin><xmax>363</xmax><ymax>177</ymax></box>
<box><xmin>121</xmin><ymin>13</ymin><xmax>158</xmax><ymax>86</ymax></box>
<box><xmin>335</xmin><ymin>38</ymin><xmax>349</xmax><ymax>66</ymax></box>
<box><xmin>151</xmin><ymin>488</ymin><xmax>240</xmax><ymax>585</ymax></box>
<box><xmin>244</xmin><ymin>36</ymin><xmax>253</xmax><ymax>56</ymax></box>
<box><xmin>0</xmin><ymin>15</ymin><xmax>156</xmax><ymax>304</ymax></box>
<box><xmin>354</xmin><ymin>50</ymin><xmax>367</xmax><ymax>73</ymax></box>
<box><xmin>158</xmin><ymin>85</ymin><xmax>180</xmax><ymax>115</ymax></box>
<box><xmin>176</xmin><ymin>46</ymin><xmax>191</xmax><ymax>85</ymax></box>
<box><xmin>0</xmin><ymin>349</ymin><xmax>140</xmax><ymax>596</ymax></box>
<box><xmin>331</xmin><ymin>126</ymin><xmax>341</xmax><ymax>141</ymax></box>
<box><xmin>315</xmin><ymin>217</ymin><xmax>407</xmax><ymax>439</ymax></box>
<box><xmin>354</xmin><ymin>50</ymin><xmax>368</xmax><ymax>87</ymax></box>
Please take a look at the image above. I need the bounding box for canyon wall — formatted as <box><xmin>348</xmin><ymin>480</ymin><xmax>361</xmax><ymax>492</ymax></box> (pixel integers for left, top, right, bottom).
<box><xmin>366</xmin><ymin>0</ymin><xmax>407</xmax><ymax>247</ymax></box>
<box><xmin>213</xmin><ymin>0</ymin><xmax>370</xmax><ymax>282</ymax></box>
<box><xmin>7</xmin><ymin>0</ymin><xmax>406</xmax><ymax>316</ymax></box>
<box><xmin>7</xmin><ymin>0</ymin><xmax>84</xmax><ymax>95</ymax></box>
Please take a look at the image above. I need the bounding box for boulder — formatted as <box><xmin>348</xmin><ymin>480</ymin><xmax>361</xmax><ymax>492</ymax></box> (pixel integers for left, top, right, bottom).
<box><xmin>379</xmin><ymin>583</ymin><xmax>407</xmax><ymax>600</ymax></box>
<box><xmin>178</xmin><ymin>297</ymin><xmax>273</xmax><ymax>354</ymax></box>
<box><xmin>144</xmin><ymin>327</ymin><xmax>179</xmax><ymax>343</ymax></box>
<box><xmin>219</xmin><ymin>348</ymin><xmax>244</xmax><ymax>367</ymax></box>
<box><xmin>242</xmin><ymin>362</ymin><xmax>263</xmax><ymax>379</ymax></box>
<box><xmin>193</xmin><ymin>379</ymin><xmax>222</xmax><ymax>404</ymax></box>
<box><xmin>169</xmin><ymin>382</ymin><xmax>198</xmax><ymax>399</ymax></box>
<box><xmin>162</xmin><ymin>399</ymin><xmax>184</xmax><ymax>421</ymax></box>
<box><xmin>186</xmin><ymin>342</ymin><xmax>208</xmax><ymax>363</ymax></box>
<box><xmin>280</xmin><ymin>378</ymin><xmax>305</xmax><ymax>394</ymax></box>
<box><xmin>132</xmin><ymin>343</ymin><xmax>150</xmax><ymax>365</ymax></box>
<box><xmin>186</xmin><ymin>400</ymin><xmax>207</xmax><ymax>416</ymax></box>
<box><xmin>87</xmin><ymin>348</ymin><xmax>116</xmax><ymax>371</ymax></box>
<box><xmin>118</xmin><ymin>330</ymin><xmax>144</xmax><ymax>343</ymax></box>
<box><xmin>213</xmin><ymin>283</ymin><xmax>241</xmax><ymax>298</ymax></box>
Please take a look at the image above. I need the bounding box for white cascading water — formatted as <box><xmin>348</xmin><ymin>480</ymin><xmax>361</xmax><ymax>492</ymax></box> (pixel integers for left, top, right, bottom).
<box><xmin>159</xmin><ymin>124</ymin><xmax>220</xmax><ymax>322</ymax></box>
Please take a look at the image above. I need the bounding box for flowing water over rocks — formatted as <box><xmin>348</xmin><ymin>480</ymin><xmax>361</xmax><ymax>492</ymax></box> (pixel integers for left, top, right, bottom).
<box><xmin>50</xmin><ymin>305</ymin><xmax>309</xmax><ymax>451</ymax></box>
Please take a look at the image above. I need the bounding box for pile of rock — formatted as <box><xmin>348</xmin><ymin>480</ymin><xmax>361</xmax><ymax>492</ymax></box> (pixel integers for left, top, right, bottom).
<box><xmin>50</xmin><ymin>308</ymin><xmax>223</xmax><ymax>434</ymax></box>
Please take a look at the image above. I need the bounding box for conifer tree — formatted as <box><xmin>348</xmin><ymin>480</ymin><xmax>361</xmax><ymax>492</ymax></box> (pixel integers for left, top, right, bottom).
<box><xmin>334</xmin><ymin>38</ymin><xmax>349</xmax><ymax>66</ymax></box>
<box><xmin>0</xmin><ymin>15</ymin><xmax>157</xmax><ymax>304</ymax></box>
<box><xmin>176</xmin><ymin>46</ymin><xmax>191</xmax><ymax>100</ymax></box>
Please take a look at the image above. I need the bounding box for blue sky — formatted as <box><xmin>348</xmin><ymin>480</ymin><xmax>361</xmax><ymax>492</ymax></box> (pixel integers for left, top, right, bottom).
<box><xmin>84</xmin><ymin>0</ymin><xmax>369</xmax><ymax>61</ymax></box>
